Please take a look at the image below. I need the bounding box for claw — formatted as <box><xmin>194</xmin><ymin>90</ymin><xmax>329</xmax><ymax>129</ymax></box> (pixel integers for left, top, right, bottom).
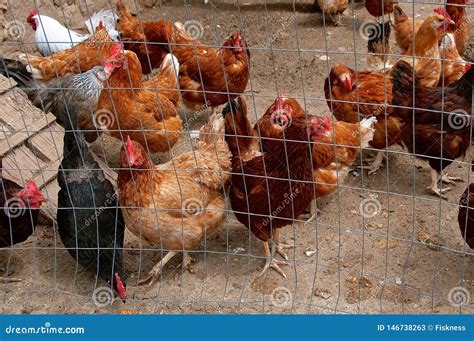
<box><xmin>440</xmin><ymin>174</ymin><xmax>463</xmax><ymax>184</ymax></box>
<box><xmin>259</xmin><ymin>258</ymin><xmax>289</xmax><ymax>278</ymax></box>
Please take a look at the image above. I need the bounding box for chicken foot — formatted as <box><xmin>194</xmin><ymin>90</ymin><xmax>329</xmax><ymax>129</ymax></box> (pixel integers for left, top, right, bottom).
<box><xmin>273</xmin><ymin>229</ymin><xmax>294</xmax><ymax>261</ymax></box>
<box><xmin>440</xmin><ymin>174</ymin><xmax>463</xmax><ymax>184</ymax></box>
<box><xmin>359</xmin><ymin>151</ymin><xmax>385</xmax><ymax>175</ymax></box>
<box><xmin>138</xmin><ymin>251</ymin><xmax>178</xmax><ymax>286</ymax></box>
<box><xmin>304</xmin><ymin>200</ymin><xmax>320</xmax><ymax>225</ymax></box>
<box><xmin>427</xmin><ymin>169</ymin><xmax>451</xmax><ymax>199</ymax></box>
<box><xmin>259</xmin><ymin>241</ymin><xmax>289</xmax><ymax>279</ymax></box>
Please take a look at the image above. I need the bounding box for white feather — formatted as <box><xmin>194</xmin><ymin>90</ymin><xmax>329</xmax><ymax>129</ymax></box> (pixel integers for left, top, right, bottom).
<box><xmin>84</xmin><ymin>9</ymin><xmax>119</xmax><ymax>40</ymax></box>
<box><xmin>161</xmin><ymin>54</ymin><xmax>180</xmax><ymax>80</ymax></box>
<box><xmin>359</xmin><ymin>117</ymin><xmax>377</xmax><ymax>148</ymax></box>
<box><xmin>33</xmin><ymin>15</ymin><xmax>88</xmax><ymax>56</ymax></box>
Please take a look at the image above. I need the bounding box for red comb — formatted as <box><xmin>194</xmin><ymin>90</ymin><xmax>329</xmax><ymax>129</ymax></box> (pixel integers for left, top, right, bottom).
<box><xmin>322</xmin><ymin>116</ymin><xmax>331</xmax><ymax>129</ymax></box>
<box><xmin>465</xmin><ymin>63</ymin><xmax>472</xmax><ymax>73</ymax></box>
<box><xmin>114</xmin><ymin>273</ymin><xmax>126</xmax><ymax>300</ymax></box>
<box><xmin>434</xmin><ymin>7</ymin><xmax>452</xmax><ymax>21</ymax></box>
<box><xmin>26</xmin><ymin>180</ymin><xmax>39</xmax><ymax>193</ymax></box>
<box><xmin>99</xmin><ymin>20</ymin><xmax>104</xmax><ymax>29</ymax></box>
<box><xmin>109</xmin><ymin>43</ymin><xmax>123</xmax><ymax>59</ymax></box>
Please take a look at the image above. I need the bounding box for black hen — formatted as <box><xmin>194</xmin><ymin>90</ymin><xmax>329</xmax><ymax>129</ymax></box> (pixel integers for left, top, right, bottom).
<box><xmin>57</xmin><ymin>104</ymin><xmax>127</xmax><ymax>300</ymax></box>
<box><xmin>0</xmin><ymin>161</ymin><xmax>45</xmax><ymax>248</ymax></box>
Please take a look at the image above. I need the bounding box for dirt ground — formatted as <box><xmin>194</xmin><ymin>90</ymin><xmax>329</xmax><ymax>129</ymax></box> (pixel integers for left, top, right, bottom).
<box><xmin>0</xmin><ymin>0</ymin><xmax>473</xmax><ymax>314</ymax></box>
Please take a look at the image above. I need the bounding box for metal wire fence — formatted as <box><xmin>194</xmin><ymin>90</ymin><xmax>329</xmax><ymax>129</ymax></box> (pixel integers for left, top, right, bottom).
<box><xmin>0</xmin><ymin>0</ymin><xmax>472</xmax><ymax>314</ymax></box>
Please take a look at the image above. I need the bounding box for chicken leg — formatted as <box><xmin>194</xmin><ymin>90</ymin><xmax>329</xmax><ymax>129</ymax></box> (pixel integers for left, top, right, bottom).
<box><xmin>427</xmin><ymin>169</ymin><xmax>451</xmax><ymax>199</ymax></box>
<box><xmin>138</xmin><ymin>251</ymin><xmax>178</xmax><ymax>285</ymax></box>
<box><xmin>259</xmin><ymin>241</ymin><xmax>289</xmax><ymax>278</ymax></box>
<box><xmin>273</xmin><ymin>228</ymin><xmax>294</xmax><ymax>260</ymax></box>
<box><xmin>359</xmin><ymin>151</ymin><xmax>385</xmax><ymax>175</ymax></box>
<box><xmin>440</xmin><ymin>173</ymin><xmax>463</xmax><ymax>184</ymax></box>
<box><xmin>304</xmin><ymin>200</ymin><xmax>320</xmax><ymax>225</ymax></box>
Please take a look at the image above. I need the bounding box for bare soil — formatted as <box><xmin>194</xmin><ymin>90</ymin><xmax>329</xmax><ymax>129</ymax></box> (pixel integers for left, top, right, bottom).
<box><xmin>0</xmin><ymin>0</ymin><xmax>473</xmax><ymax>314</ymax></box>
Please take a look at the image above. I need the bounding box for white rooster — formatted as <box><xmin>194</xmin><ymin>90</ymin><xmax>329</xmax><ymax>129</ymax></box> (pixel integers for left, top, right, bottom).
<box><xmin>26</xmin><ymin>8</ymin><xmax>119</xmax><ymax>56</ymax></box>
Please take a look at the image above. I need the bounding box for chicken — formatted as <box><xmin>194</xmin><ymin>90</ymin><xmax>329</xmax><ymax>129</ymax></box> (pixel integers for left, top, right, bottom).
<box><xmin>439</xmin><ymin>33</ymin><xmax>472</xmax><ymax>86</ymax></box>
<box><xmin>365</xmin><ymin>0</ymin><xmax>397</xmax><ymax>18</ymax></box>
<box><xmin>315</xmin><ymin>0</ymin><xmax>348</xmax><ymax>26</ymax></box>
<box><xmin>56</xmin><ymin>101</ymin><xmax>126</xmax><ymax>301</ymax></box>
<box><xmin>171</xmin><ymin>22</ymin><xmax>250</xmax><ymax>115</ymax></box>
<box><xmin>324</xmin><ymin>64</ymin><xmax>406</xmax><ymax>174</ymax></box>
<box><xmin>394</xmin><ymin>2</ymin><xmax>469</xmax><ymax>55</ymax></box>
<box><xmin>446</xmin><ymin>0</ymin><xmax>470</xmax><ymax>56</ymax></box>
<box><xmin>399</xmin><ymin>10</ymin><xmax>455</xmax><ymax>88</ymax></box>
<box><xmin>255</xmin><ymin>94</ymin><xmax>376</xmax><ymax>223</ymax></box>
<box><xmin>391</xmin><ymin>60</ymin><xmax>473</xmax><ymax>198</ymax></box>
<box><xmin>458</xmin><ymin>176</ymin><xmax>474</xmax><ymax>249</ymax></box>
<box><xmin>26</xmin><ymin>9</ymin><xmax>118</xmax><ymax>56</ymax></box>
<box><xmin>224</xmin><ymin>96</ymin><xmax>342</xmax><ymax>277</ymax></box>
<box><xmin>392</xmin><ymin>4</ymin><xmax>423</xmax><ymax>55</ymax></box>
<box><xmin>366</xmin><ymin>21</ymin><xmax>393</xmax><ymax>71</ymax></box>
<box><xmin>0</xmin><ymin>45</ymin><xmax>121</xmax><ymax>142</ymax></box>
<box><xmin>97</xmin><ymin>49</ymin><xmax>182</xmax><ymax>153</ymax></box>
<box><xmin>19</xmin><ymin>23</ymin><xmax>115</xmax><ymax>80</ymax></box>
<box><xmin>0</xmin><ymin>161</ymin><xmax>46</xmax><ymax>282</ymax></box>
<box><xmin>118</xmin><ymin>112</ymin><xmax>231</xmax><ymax>285</ymax></box>
<box><xmin>115</xmin><ymin>0</ymin><xmax>173</xmax><ymax>74</ymax></box>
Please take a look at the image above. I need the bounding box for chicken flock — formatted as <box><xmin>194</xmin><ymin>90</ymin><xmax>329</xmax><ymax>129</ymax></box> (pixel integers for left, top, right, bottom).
<box><xmin>0</xmin><ymin>0</ymin><xmax>472</xmax><ymax>303</ymax></box>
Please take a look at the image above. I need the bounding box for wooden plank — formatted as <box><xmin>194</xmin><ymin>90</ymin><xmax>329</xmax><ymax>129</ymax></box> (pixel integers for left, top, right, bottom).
<box><xmin>2</xmin><ymin>146</ymin><xmax>47</xmax><ymax>184</ymax></box>
<box><xmin>39</xmin><ymin>180</ymin><xmax>60</xmax><ymax>222</ymax></box>
<box><xmin>0</xmin><ymin>89</ymin><xmax>42</xmax><ymax>130</ymax></box>
<box><xmin>0</xmin><ymin>74</ymin><xmax>16</xmax><ymax>94</ymax></box>
<box><xmin>28</xmin><ymin>122</ymin><xmax>64</xmax><ymax>162</ymax></box>
<box><xmin>0</xmin><ymin>113</ymin><xmax>56</xmax><ymax>156</ymax></box>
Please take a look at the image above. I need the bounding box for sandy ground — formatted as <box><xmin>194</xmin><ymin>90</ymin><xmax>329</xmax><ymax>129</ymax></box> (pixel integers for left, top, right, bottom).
<box><xmin>0</xmin><ymin>0</ymin><xmax>473</xmax><ymax>314</ymax></box>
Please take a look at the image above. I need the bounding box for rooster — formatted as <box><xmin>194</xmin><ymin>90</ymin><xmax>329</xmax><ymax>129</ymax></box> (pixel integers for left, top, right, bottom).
<box><xmin>391</xmin><ymin>60</ymin><xmax>473</xmax><ymax>198</ymax></box>
<box><xmin>439</xmin><ymin>33</ymin><xmax>472</xmax><ymax>86</ymax></box>
<box><xmin>224</xmin><ymin>96</ymin><xmax>356</xmax><ymax>277</ymax></box>
<box><xmin>19</xmin><ymin>23</ymin><xmax>115</xmax><ymax>80</ymax></box>
<box><xmin>57</xmin><ymin>102</ymin><xmax>127</xmax><ymax>301</ymax></box>
<box><xmin>118</xmin><ymin>113</ymin><xmax>231</xmax><ymax>285</ymax></box>
<box><xmin>315</xmin><ymin>0</ymin><xmax>348</xmax><ymax>26</ymax></box>
<box><xmin>26</xmin><ymin>9</ymin><xmax>119</xmax><ymax>56</ymax></box>
<box><xmin>0</xmin><ymin>44</ymin><xmax>121</xmax><ymax>142</ymax></box>
<box><xmin>255</xmin><ymin>94</ymin><xmax>376</xmax><ymax>223</ymax></box>
<box><xmin>97</xmin><ymin>49</ymin><xmax>182</xmax><ymax>153</ymax></box>
<box><xmin>0</xmin><ymin>161</ymin><xmax>46</xmax><ymax>282</ymax></box>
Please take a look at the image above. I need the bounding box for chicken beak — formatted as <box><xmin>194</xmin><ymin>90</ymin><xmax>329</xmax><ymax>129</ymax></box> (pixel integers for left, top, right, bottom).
<box><xmin>343</xmin><ymin>77</ymin><xmax>352</xmax><ymax>92</ymax></box>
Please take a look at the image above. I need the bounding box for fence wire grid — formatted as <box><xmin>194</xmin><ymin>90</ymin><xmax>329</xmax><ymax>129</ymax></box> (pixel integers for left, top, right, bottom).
<box><xmin>0</xmin><ymin>0</ymin><xmax>472</xmax><ymax>314</ymax></box>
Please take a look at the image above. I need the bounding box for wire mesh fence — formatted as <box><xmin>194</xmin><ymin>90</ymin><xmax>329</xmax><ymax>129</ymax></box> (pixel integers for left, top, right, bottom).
<box><xmin>0</xmin><ymin>0</ymin><xmax>472</xmax><ymax>314</ymax></box>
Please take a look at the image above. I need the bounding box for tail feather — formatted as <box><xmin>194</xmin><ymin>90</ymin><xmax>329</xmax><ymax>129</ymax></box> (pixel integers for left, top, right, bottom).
<box><xmin>198</xmin><ymin>112</ymin><xmax>225</xmax><ymax>144</ymax></box>
<box><xmin>223</xmin><ymin>97</ymin><xmax>260</xmax><ymax>160</ymax></box>
<box><xmin>85</xmin><ymin>9</ymin><xmax>119</xmax><ymax>40</ymax></box>
<box><xmin>0</xmin><ymin>57</ymin><xmax>33</xmax><ymax>87</ymax></box>
<box><xmin>390</xmin><ymin>60</ymin><xmax>416</xmax><ymax>97</ymax></box>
